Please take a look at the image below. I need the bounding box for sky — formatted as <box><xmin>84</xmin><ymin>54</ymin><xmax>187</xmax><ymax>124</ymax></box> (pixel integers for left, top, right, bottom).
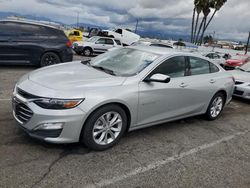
<box><xmin>0</xmin><ymin>0</ymin><xmax>249</xmax><ymax>41</ymax></box>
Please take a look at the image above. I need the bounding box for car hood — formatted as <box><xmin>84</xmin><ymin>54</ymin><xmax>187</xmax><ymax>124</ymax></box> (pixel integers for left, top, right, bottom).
<box><xmin>229</xmin><ymin>70</ymin><xmax>250</xmax><ymax>82</ymax></box>
<box><xmin>28</xmin><ymin>61</ymin><xmax>126</xmax><ymax>91</ymax></box>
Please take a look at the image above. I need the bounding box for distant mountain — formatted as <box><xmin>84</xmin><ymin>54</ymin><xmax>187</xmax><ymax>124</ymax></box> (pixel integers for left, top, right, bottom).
<box><xmin>0</xmin><ymin>11</ymin><xmax>55</xmax><ymax>22</ymax></box>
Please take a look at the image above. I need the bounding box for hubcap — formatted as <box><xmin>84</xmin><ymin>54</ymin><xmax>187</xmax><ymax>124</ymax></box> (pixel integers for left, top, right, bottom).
<box><xmin>92</xmin><ymin>112</ymin><xmax>122</xmax><ymax>145</ymax></box>
<box><xmin>84</xmin><ymin>49</ymin><xmax>91</xmax><ymax>56</ymax></box>
<box><xmin>44</xmin><ymin>54</ymin><xmax>58</xmax><ymax>66</ymax></box>
<box><xmin>210</xmin><ymin>96</ymin><xmax>223</xmax><ymax>118</ymax></box>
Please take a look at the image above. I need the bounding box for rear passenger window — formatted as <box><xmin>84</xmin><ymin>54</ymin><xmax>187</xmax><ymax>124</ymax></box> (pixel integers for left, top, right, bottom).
<box><xmin>151</xmin><ymin>56</ymin><xmax>186</xmax><ymax>78</ymax></box>
<box><xmin>189</xmin><ymin>57</ymin><xmax>210</xmax><ymax>75</ymax></box>
<box><xmin>105</xmin><ymin>39</ymin><xmax>114</xmax><ymax>45</ymax></box>
<box><xmin>115</xmin><ymin>40</ymin><xmax>121</xmax><ymax>45</ymax></box>
<box><xmin>210</xmin><ymin>63</ymin><xmax>220</xmax><ymax>73</ymax></box>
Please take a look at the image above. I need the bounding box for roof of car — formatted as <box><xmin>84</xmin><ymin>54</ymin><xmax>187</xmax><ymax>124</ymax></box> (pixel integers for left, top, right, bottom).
<box><xmin>0</xmin><ymin>19</ymin><xmax>61</xmax><ymax>31</ymax></box>
<box><xmin>127</xmin><ymin>45</ymin><xmax>195</xmax><ymax>56</ymax></box>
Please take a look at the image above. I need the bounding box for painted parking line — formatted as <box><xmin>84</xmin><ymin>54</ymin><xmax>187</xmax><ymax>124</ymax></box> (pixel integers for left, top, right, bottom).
<box><xmin>88</xmin><ymin>130</ymin><xmax>249</xmax><ymax>188</ymax></box>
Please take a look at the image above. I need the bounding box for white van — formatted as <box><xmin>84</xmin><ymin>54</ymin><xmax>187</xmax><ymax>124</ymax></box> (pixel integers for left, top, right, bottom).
<box><xmin>102</xmin><ymin>28</ymin><xmax>140</xmax><ymax>46</ymax></box>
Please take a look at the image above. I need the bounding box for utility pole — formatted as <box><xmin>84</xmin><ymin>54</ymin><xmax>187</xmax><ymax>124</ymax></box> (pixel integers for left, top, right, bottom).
<box><xmin>245</xmin><ymin>31</ymin><xmax>250</xmax><ymax>55</ymax></box>
<box><xmin>76</xmin><ymin>12</ymin><xmax>79</xmax><ymax>28</ymax></box>
<box><xmin>135</xmin><ymin>19</ymin><xmax>139</xmax><ymax>33</ymax></box>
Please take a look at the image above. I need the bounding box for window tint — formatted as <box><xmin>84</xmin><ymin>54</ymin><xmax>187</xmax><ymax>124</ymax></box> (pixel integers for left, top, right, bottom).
<box><xmin>189</xmin><ymin>57</ymin><xmax>210</xmax><ymax>75</ymax></box>
<box><xmin>210</xmin><ymin>63</ymin><xmax>220</xmax><ymax>73</ymax></box>
<box><xmin>0</xmin><ymin>22</ymin><xmax>62</xmax><ymax>39</ymax></box>
<box><xmin>151</xmin><ymin>56</ymin><xmax>186</xmax><ymax>78</ymax></box>
<box><xmin>206</xmin><ymin>53</ymin><xmax>213</xmax><ymax>59</ymax></box>
<box><xmin>115</xmin><ymin>29</ymin><xmax>122</xmax><ymax>34</ymax></box>
<box><xmin>96</xmin><ymin>38</ymin><xmax>106</xmax><ymax>44</ymax></box>
<box><xmin>115</xmin><ymin>39</ymin><xmax>121</xmax><ymax>45</ymax></box>
<box><xmin>73</xmin><ymin>31</ymin><xmax>80</xmax><ymax>36</ymax></box>
<box><xmin>105</xmin><ymin>39</ymin><xmax>114</xmax><ymax>45</ymax></box>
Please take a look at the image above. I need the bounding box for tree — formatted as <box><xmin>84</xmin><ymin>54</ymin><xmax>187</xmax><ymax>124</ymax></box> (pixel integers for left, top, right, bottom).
<box><xmin>191</xmin><ymin>0</ymin><xmax>227</xmax><ymax>45</ymax></box>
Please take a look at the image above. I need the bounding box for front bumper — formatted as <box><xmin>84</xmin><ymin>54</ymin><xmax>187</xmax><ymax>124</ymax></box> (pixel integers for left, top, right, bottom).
<box><xmin>233</xmin><ymin>84</ymin><xmax>250</xmax><ymax>99</ymax></box>
<box><xmin>12</xmin><ymin>92</ymin><xmax>86</xmax><ymax>144</ymax></box>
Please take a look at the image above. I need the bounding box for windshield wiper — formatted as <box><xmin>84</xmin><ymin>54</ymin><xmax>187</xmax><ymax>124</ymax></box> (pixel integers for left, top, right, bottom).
<box><xmin>81</xmin><ymin>59</ymin><xmax>91</xmax><ymax>65</ymax></box>
<box><xmin>92</xmin><ymin>65</ymin><xmax>116</xmax><ymax>76</ymax></box>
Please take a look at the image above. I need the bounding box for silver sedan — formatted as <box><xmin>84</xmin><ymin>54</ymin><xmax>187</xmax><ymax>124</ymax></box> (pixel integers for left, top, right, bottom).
<box><xmin>13</xmin><ymin>46</ymin><xmax>235</xmax><ymax>150</ymax></box>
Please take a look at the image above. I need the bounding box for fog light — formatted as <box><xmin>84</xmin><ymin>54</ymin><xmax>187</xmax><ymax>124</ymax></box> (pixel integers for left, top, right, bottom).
<box><xmin>34</xmin><ymin>122</ymin><xmax>64</xmax><ymax>130</ymax></box>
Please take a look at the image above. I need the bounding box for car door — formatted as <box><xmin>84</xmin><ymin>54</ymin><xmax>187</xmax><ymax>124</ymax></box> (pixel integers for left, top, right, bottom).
<box><xmin>92</xmin><ymin>38</ymin><xmax>107</xmax><ymax>53</ymax></box>
<box><xmin>138</xmin><ymin>56</ymin><xmax>196</xmax><ymax>126</ymax></box>
<box><xmin>104</xmin><ymin>38</ymin><xmax>115</xmax><ymax>50</ymax></box>
<box><xmin>182</xmin><ymin>56</ymin><xmax>219</xmax><ymax>110</ymax></box>
<box><xmin>0</xmin><ymin>22</ymin><xmax>26</xmax><ymax>64</ymax></box>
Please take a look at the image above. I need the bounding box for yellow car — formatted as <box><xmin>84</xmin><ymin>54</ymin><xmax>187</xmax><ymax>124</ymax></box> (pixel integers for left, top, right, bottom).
<box><xmin>66</xmin><ymin>29</ymin><xmax>83</xmax><ymax>43</ymax></box>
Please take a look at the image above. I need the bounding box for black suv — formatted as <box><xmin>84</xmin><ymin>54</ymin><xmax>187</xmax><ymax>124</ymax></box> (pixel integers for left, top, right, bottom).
<box><xmin>0</xmin><ymin>20</ymin><xmax>73</xmax><ymax>66</ymax></box>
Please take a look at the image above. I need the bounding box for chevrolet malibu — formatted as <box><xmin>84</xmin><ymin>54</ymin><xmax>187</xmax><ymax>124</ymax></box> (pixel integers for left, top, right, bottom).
<box><xmin>13</xmin><ymin>46</ymin><xmax>235</xmax><ymax>150</ymax></box>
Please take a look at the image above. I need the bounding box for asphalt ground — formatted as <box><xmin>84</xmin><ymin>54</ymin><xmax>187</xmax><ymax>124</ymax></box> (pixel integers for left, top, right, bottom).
<box><xmin>0</xmin><ymin>55</ymin><xmax>250</xmax><ymax>188</ymax></box>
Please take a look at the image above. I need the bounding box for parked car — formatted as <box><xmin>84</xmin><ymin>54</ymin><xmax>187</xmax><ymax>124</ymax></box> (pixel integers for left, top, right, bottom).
<box><xmin>0</xmin><ymin>20</ymin><xmax>73</xmax><ymax>66</ymax></box>
<box><xmin>132</xmin><ymin>41</ymin><xmax>173</xmax><ymax>49</ymax></box>
<box><xmin>13</xmin><ymin>46</ymin><xmax>234</xmax><ymax>150</ymax></box>
<box><xmin>101</xmin><ymin>28</ymin><xmax>140</xmax><ymax>46</ymax></box>
<box><xmin>202</xmin><ymin>52</ymin><xmax>231</xmax><ymax>67</ymax></box>
<box><xmin>224</xmin><ymin>54</ymin><xmax>250</xmax><ymax>69</ymax></box>
<box><xmin>229</xmin><ymin>63</ymin><xmax>250</xmax><ymax>99</ymax></box>
<box><xmin>66</xmin><ymin>29</ymin><xmax>83</xmax><ymax>43</ymax></box>
<box><xmin>73</xmin><ymin>36</ymin><xmax>122</xmax><ymax>56</ymax></box>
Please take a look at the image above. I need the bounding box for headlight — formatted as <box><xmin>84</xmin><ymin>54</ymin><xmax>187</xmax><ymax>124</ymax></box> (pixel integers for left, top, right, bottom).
<box><xmin>34</xmin><ymin>98</ymin><xmax>84</xmax><ymax>109</ymax></box>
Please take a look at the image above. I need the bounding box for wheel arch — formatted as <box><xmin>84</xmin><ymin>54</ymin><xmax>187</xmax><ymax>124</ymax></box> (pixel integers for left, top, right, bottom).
<box><xmin>79</xmin><ymin>101</ymin><xmax>132</xmax><ymax>142</ymax></box>
<box><xmin>40</xmin><ymin>50</ymin><xmax>62</xmax><ymax>64</ymax></box>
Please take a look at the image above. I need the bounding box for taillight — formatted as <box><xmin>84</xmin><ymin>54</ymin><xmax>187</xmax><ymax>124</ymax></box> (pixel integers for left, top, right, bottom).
<box><xmin>66</xmin><ymin>40</ymin><xmax>72</xmax><ymax>47</ymax></box>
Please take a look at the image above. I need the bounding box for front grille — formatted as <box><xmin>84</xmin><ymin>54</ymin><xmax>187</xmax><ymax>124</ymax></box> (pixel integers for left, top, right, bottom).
<box><xmin>17</xmin><ymin>88</ymin><xmax>40</xmax><ymax>99</ymax></box>
<box><xmin>235</xmin><ymin>81</ymin><xmax>244</xmax><ymax>85</ymax></box>
<box><xmin>13</xmin><ymin>97</ymin><xmax>33</xmax><ymax>124</ymax></box>
<box><xmin>233</xmin><ymin>89</ymin><xmax>244</xmax><ymax>96</ymax></box>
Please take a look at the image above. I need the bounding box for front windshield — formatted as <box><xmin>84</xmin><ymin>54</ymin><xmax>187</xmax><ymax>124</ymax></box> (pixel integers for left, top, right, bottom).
<box><xmin>89</xmin><ymin>48</ymin><xmax>159</xmax><ymax>76</ymax></box>
<box><xmin>87</xmin><ymin>36</ymin><xmax>98</xmax><ymax>42</ymax></box>
<box><xmin>239</xmin><ymin>62</ymin><xmax>250</xmax><ymax>72</ymax></box>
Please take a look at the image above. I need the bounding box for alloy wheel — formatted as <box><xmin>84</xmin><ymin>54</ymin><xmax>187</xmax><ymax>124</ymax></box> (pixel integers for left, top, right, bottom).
<box><xmin>92</xmin><ymin>111</ymin><xmax>122</xmax><ymax>145</ymax></box>
<box><xmin>210</xmin><ymin>96</ymin><xmax>223</xmax><ymax>118</ymax></box>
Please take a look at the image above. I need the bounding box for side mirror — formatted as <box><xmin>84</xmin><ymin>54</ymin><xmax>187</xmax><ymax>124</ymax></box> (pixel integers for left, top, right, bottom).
<box><xmin>144</xmin><ymin>74</ymin><xmax>171</xmax><ymax>83</ymax></box>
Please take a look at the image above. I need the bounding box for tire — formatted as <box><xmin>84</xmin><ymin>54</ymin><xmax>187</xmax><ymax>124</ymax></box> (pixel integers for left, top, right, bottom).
<box><xmin>40</xmin><ymin>52</ymin><xmax>61</xmax><ymax>67</ymax></box>
<box><xmin>81</xmin><ymin>105</ymin><xmax>127</xmax><ymax>151</ymax></box>
<box><xmin>205</xmin><ymin>92</ymin><xmax>225</xmax><ymax>121</ymax></box>
<box><xmin>83</xmin><ymin>47</ymin><xmax>92</xmax><ymax>56</ymax></box>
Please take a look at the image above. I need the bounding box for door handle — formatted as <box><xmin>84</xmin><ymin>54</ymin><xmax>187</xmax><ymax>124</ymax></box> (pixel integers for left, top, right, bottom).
<box><xmin>179</xmin><ymin>83</ymin><xmax>188</xmax><ymax>88</ymax></box>
<box><xmin>210</xmin><ymin>79</ymin><xmax>216</xmax><ymax>83</ymax></box>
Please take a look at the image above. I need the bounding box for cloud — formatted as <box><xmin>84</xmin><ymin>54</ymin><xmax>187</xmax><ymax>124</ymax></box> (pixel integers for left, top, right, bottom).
<box><xmin>0</xmin><ymin>0</ymin><xmax>249</xmax><ymax>41</ymax></box>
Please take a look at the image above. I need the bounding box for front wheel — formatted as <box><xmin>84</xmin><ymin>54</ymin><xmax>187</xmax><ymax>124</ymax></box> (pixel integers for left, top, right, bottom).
<box><xmin>81</xmin><ymin>105</ymin><xmax>127</xmax><ymax>150</ymax></box>
<box><xmin>205</xmin><ymin>92</ymin><xmax>225</xmax><ymax>120</ymax></box>
<box><xmin>83</xmin><ymin>47</ymin><xmax>92</xmax><ymax>56</ymax></box>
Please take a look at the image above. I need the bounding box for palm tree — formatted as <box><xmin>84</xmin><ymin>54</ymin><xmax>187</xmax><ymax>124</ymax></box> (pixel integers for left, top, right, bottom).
<box><xmin>204</xmin><ymin>0</ymin><xmax>227</xmax><ymax>32</ymax></box>
<box><xmin>192</xmin><ymin>0</ymin><xmax>203</xmax><ymax>43</ymax></box>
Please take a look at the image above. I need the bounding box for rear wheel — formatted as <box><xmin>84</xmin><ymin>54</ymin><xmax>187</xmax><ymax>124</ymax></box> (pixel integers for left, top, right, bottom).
<box><xmin>81</xmin><ymin>105</ymin><xmax>127</xmax><ymax>150</ymax></box>
<box><xmin>205</xmin><ymin>92</ymin><xmax>225</xmax><ymax>120</ymax></box>
<box><xmin>83</xmin><ymin>47</ymin><xmax>92</xmax><ymax>56</ymax></box>
<box><xmin>40</xmin><ymin>52</ymin><xmax>61</xmax><ymax>67</ymax></box>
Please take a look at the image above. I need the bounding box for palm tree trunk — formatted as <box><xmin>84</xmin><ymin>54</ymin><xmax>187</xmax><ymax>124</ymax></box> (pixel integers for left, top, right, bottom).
<box><xmin>195</xmin><ymin>17</ymin><xmax>204</xmax><ymax>45</ymax></box>
<box><xmin>191</xmin><ymin>8</ymin><xmax>196</xmax><ymax>43</ymax></box>
<box><xmin>193</xmin><ymin>12</ymin><xmax>200</xmax><ymax>43</ymax></box>
<box><xmin>199</xmin><ymin>16</ymin><xmax>207</xmax><ymax>45</ymax></box>
<box><xmin>204</xmin><ymin>10</ymin><xmax>217</xmax><ymax>31</ymax></box>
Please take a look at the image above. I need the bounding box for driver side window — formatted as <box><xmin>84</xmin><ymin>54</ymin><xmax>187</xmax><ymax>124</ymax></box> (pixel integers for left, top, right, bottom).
<box><xmin>151</xmin><ymin>56</ymin><xmax>186</xmax><ymax>78</ymax></box>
